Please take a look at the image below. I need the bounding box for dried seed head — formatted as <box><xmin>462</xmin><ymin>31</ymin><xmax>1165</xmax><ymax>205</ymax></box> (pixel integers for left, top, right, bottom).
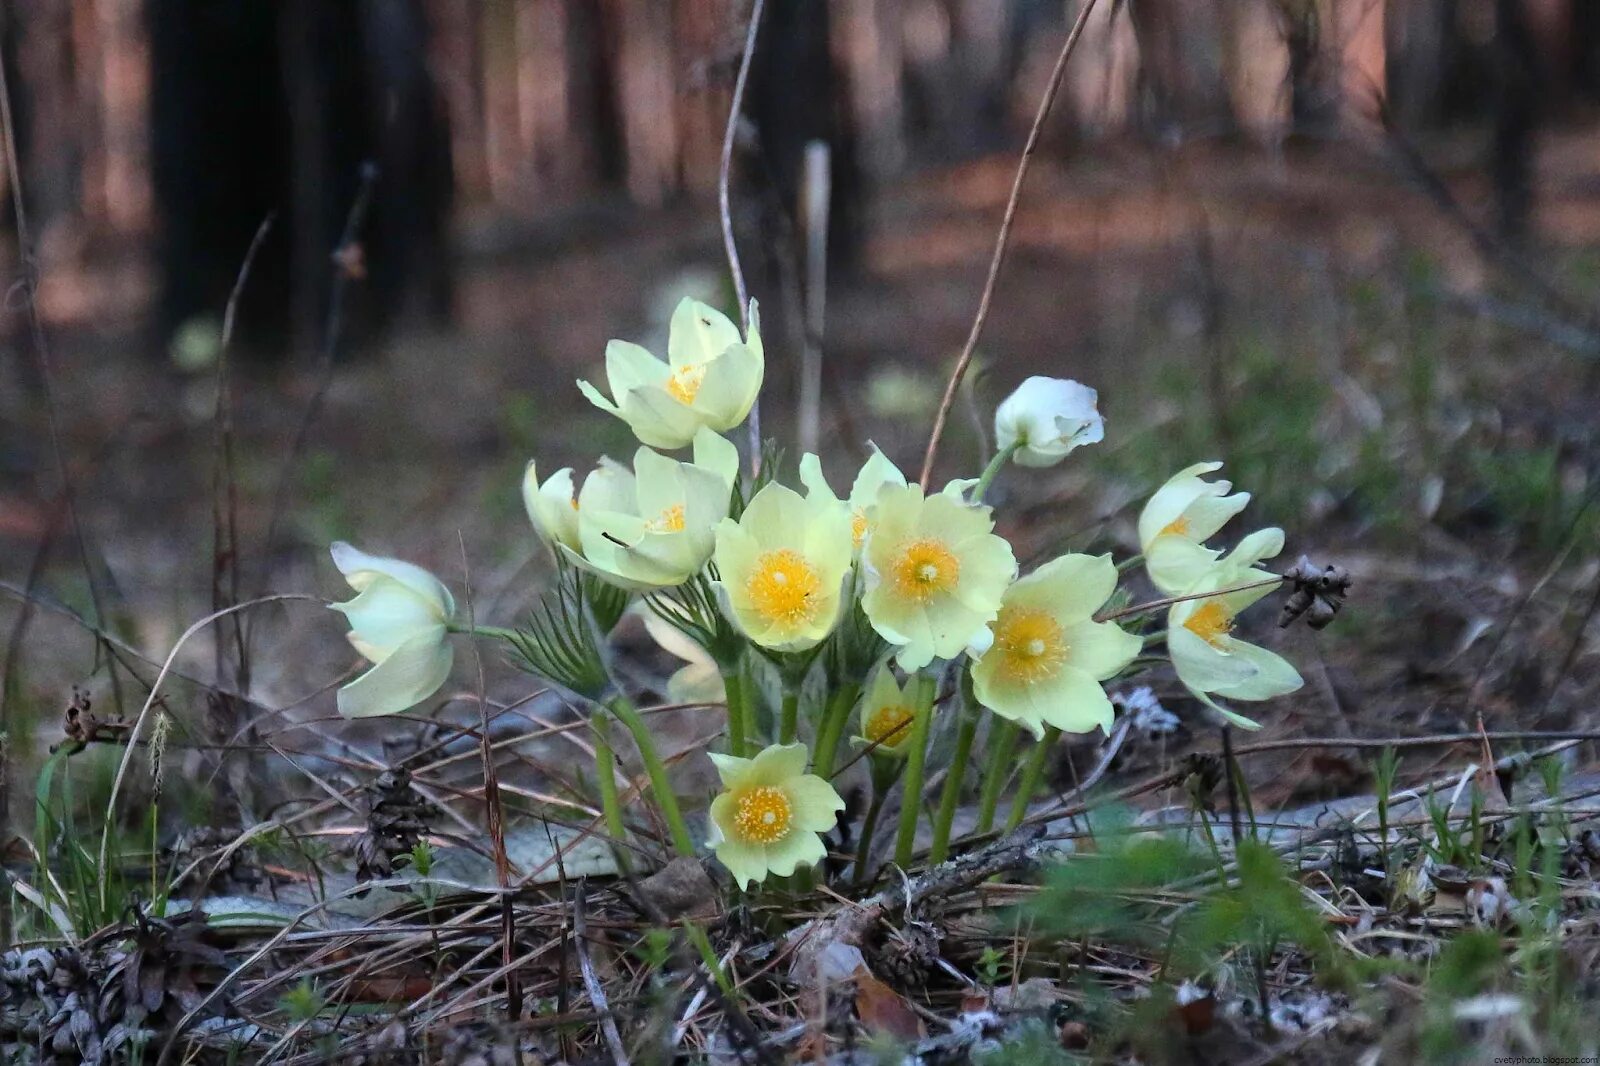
<box><xmin>1278</xmin><ymin>556</ymin><xmax>1352</xmax><ymax>631</ymax></box>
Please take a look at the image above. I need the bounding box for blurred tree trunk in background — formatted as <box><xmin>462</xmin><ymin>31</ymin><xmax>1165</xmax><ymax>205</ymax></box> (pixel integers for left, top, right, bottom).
<box><xmin>1127</xmin><ymin>0</ymin><xmax>1235</xmax><ymax>136</ymax></box>
<box><xmin>147</xmin><ymin>0</ymin><xmax>452</xmax><ymax>360</ymax></box>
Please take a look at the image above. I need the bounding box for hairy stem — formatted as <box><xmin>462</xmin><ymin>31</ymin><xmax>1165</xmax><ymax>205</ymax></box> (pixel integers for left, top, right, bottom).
<box><xmin>779</xmin><ymin>682</ymin><xmax>801</xmax><ymax>745</ymax></box>
<box><xmin>930</xmin><ymin>672</ymin><xmax>980</xmax><ymax>863</ymax></box>
<box><xmin>722</xmin><ymin>661</ymin><xmax>748</xmax><ymax>757</ymax></box>
<box><xmin>812</xmin><ymin>681</ymin><xmax>861</xmax><ymax>779</ymax></box>
<box><xmin>590</xmin><ymin>716</ymin><xmax>632</xmax><ymax>874</ymax></box>
<box><xmin>1006</xmin><ymin>725</ymin><xmax>1061</xmax><ymax>831</ymax></box>
<box><xmin>971</xmin><ymin>442</ymin><xmax>1020</xmax><ymax>504</ymax></box>
<box><xmin>607</xmin><ymin>695</ymin><xmax>696</xmax><ymax>858</ymax></box>
<box><xmin>893</xmin><ymin>674</ymin><xmax>938</xmax><ymax>868</ymax></box>
<box><xmin>975</xmin><ymin>718</ymin><xmax>1021</xmax><ymax>833</ymax></box>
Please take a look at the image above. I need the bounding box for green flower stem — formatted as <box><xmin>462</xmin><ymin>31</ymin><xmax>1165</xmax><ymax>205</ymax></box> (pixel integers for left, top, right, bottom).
<box><xmin>722</xmin><ymin>662</ymin><xmax>748</xmax><ymax>757</ymax></box>
<box><xmin>606</xmin><ymin>695</ymin><xmax>696</xmax><ymax>858</ymax></box>
<box><xmin>590</xmin><ymin>716</ymin><xmax>631</xmax><ymax>873</ymax></box>
<box><xmin>812</xmin><ymin>681</ymin><xmax>862</xmax><ymax>779</ymax></box>
<box><xmin>778</xmin><ymin>681</ymin><xmax>801</xmax><ymax>745</ymax></box>
<box><xmin>1006</xmin><ymin>725</ymin><xmax>1061</xmax><ymax>831</ymax></box>
<box><xmin>971</xmin><ymin>441</ymin><xmax>1021</xmax><ymax>504</ymax></box>
<box><xmin>854</xmin><ymin>758</ymin><xmax>900</xmax><ymax>886</ymax></box>
<box><xmin>929</xmin><ymin>672</ymin><xmax>980</xmax><ymax>863</ymax></box>
<box><xmin>892</xmin><ymin>674</ymin><xmax>938</xmax><ymax>868</ymax></box>
<box><xmin>1116</xmin><ymin>553</ymin><xmax>1145</xmax><ymax>573</ymax></box>
<box><xmin>975</xmin><ymin>719</ymin><xmax>1020</xmax><ymax>833</ymax></box>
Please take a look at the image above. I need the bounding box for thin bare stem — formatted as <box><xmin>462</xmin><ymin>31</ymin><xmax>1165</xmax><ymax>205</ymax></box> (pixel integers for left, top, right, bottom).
<box><xmin>97</xmin><ymin>593</ymin><xmax>326</xmax><ymax>911</ymax></box>
<box><xmin>1095</xmin><ymin>578</ymin><xmax>1284</xmax><ymax>623</ymax></box>
<box><xmin>719</xmin><ymin>0</ymin><xmax>767</xmax><ymax>467</ymax></box>
<box><xmin>917</xmin><ymin>0</ymin><xmax>1103</xmax><ymax>488</ymax></box>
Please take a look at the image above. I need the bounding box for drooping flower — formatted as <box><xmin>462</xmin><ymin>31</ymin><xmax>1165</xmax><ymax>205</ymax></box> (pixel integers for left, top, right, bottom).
<box><xmin>329</xmin><ymin>542</ymin><xmax>455</xmax><ymax>718</ymax></box>
<box><xmin>994</xmin><ymin>376</ymin><xmax>1105</xmax><ymax>467</ymax></box>
<box><xmin>1167</xmin><ymin>528</ymin><xmax>1303</xmax><ymax>728</ymax></box>
<box><xmin>798</xmin><ymin>446</ymin><xmax>907</xmax><ymax>550</ymax></box>
<box><xmin>564</xmin><ymin>427</ymin><xmax>739</xmax><ymax>590</ymax></box>
<box><xmin>852</xmin><ymin>665</ymin><xmax>919</xmax><ymax>756</ymax></box>
<box><xmin>969</xmin><ymin>553</ymin><xmax>1141</xmax><ymax>737</ymax></box>
<box><xmin>1138</xmin><ymin>461</ymin><xmax>1251</xmax><ymax>595</ymax></box>
<box><xmin>637</xmin><ymin>606</ymin><xmax>725</xmax><ymax>705</ymax></box>
<box><xmin>860</xmin><ymin>484</ymin><xmax>1016</xmax><ymax>671</ymax></box>
<box><xmin>712</xmin><ymin>481</ymin><xmax>854</xmax><ymax>652</ymax></box>
<box><xmin>577</xmin><ymin>298</ymin><xmax>764</xmax><ymax>449</ymax></box>
<box><xmin>522</xmin><ymin>462</ymin><xmax>581</xmax><ymax>552</ymax></box>
<box><xmin>707</xmin><ymin>742</ymin><xmax>844</xmax><ymax>889</ymax></box>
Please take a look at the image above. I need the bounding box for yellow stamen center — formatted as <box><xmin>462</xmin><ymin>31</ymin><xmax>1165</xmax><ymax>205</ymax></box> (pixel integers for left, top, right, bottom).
<box><xmin>666</xmin><ymin>363</ymin><xmax>707</xmax><ymax>405</ymax></box>
<box><xmin>569</xmin><ymin>497</ymin><xmax>579</xmax><ymax>510</ymax></box>
<box><xmin>645</xmin><ymin>503</ymin><xmax>686</xmax><ymax>533</ymax></box>
<box><xmin>1184</xmin><ymin>600</ymin><xmax>1234</xmax><ymax>647</ymax></box>
<box><xmin>891</xmin><ymin>538</ymin><xmax>961</xmax><ymax>603</ymax></box>
<box><xmin>1159</xmin><ymin>515</ymin><xmax>1191</xmax><ymax>538</ymax></box>
<box><xmin>990</xmin><ymin>606</ymin><xmax>1068</xmax><ymax>685</ymax></box>
<box><xmin>746</xmin><ymin>549</ymin><xmax>822</xmax><ymax>629</ymax></box>
<box><xmin>863</xmin><ymin>703</ymin><xmax>914</xmax><ymax>749</ymax></box>
<box><xmin>732</xmin><ymin>785</ymin><xmax>792</xmax><ymax>845</ymax></box>
<box><xmin>850</xmin><ymin>510</ymin><xmax>870</xmax><ymax>549</ymax></box>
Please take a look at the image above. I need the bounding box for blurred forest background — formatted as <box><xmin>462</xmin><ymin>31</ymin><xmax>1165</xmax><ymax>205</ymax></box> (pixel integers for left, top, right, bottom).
<box><xmin>6</xmin><ymin>0</ymin><xmax>1600</xmax><ymax>823</ymax></box>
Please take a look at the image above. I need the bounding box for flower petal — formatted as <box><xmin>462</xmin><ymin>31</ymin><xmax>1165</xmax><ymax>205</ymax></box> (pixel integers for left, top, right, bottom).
<box><xmin>330</xmin><ymin>542</ymin><xmax>454</xmax><ymax>615</ymax></box>
<box><xmin>749</xmin><ymin>742</ymin><xmax>808</xmax><ymax>783</ymax></box>
<box><xmin>1062</xmin><ymin>619</ymin><xmax>1142</xmax><ymax>680</ymax></box>
<box><xmin>784</xmin><ymin>774</ymin><xmax>846</xmax><ymax>832</ymax></box>
<box><xmin>331</xmin><ymin>580</ymin><xmax>446</xmax><ymax>660</ymax></box>
<box><xmin>763</xmin><ymin>829</ymin><xmax>826</xmax><ymax>878</ymax></box>
<box><xmin>336</xmin><ymin>628</ymin><xmax>452</xmax><ymax>718</ymax></box>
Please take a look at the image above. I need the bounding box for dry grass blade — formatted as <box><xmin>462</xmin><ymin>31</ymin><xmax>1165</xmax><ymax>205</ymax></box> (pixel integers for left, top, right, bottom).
<box><xmin>917</xmin><ymin>0</ymin><xmax>1103</xmax><ymax>489</ymax></box>
<box><xmin>574</xmin><ymin>879</ymin><xmax>629</xmax><ymax>1066</ymax></box>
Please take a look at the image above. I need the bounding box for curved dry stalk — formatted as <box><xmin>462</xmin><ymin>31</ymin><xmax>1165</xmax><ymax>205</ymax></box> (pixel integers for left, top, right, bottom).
<box><xmin>720</xmin><ymin>0</ymin><xmax>768</xmax><ymax>466</ymax></box>
<box><xmin>917</xmin><ymin>0</ymin><xmax>1104</xmax><ymax>488</ymax></box>
<box><xmin>96</xmin><ymin>593</ymin><xmax>326</xmax><ymax>909</ymax></box>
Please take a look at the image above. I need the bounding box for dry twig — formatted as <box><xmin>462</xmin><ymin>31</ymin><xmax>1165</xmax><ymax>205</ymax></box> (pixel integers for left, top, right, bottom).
<box><xmin>917</xmin><ymin>0</ymin><xmax>1104</xmax><ymax>488</ymax></box>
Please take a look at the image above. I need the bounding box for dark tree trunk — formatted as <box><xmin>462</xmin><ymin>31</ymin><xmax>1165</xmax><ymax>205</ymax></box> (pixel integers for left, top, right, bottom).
<box><xmin>1493</xmin><ymin>0</ymin><xmax>1541</xmax><ymax>241</ymax></box>
<box><xmin>146</xmin><ymin>0</ymin><xmax>452</xmax><ymax>360</ymax></box>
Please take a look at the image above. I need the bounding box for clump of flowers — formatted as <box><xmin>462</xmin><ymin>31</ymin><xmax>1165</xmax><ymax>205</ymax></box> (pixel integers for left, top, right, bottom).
<box><xmin>326</xmin><ymin>296</ymin><xmax>1325</xmax><ymax>891</ymax></box>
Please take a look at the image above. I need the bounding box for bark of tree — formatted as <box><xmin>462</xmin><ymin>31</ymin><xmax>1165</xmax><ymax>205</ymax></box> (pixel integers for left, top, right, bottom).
<box><xmin>146</xmin><ymin>0</ymin><xmax>452</xmax><ymax>359</ymax></box>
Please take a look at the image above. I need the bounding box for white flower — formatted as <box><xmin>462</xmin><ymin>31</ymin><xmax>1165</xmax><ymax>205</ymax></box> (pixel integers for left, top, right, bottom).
<box><xmin>522</xmin><ymin>462</ymin><xmax>581</xmax><ymax>552</ymax></box>
<box><xmin>994</xmin><ymin>377</ymin><xmax>1104</xmax><ymax>467</ymax></box>
<box><xmin>329</xmin><ymin>542</ymin><xmax>455</xmax><ymax>718</ymax></box>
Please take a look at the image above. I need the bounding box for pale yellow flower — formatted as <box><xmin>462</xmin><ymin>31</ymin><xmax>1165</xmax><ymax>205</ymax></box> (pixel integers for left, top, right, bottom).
<box><xmin>1167</xmin><ymin>528</ymin><xmax>1303</xmax><ymax>728</ymax></box>
<box><xmin>1138</xmin><ymin>461</ymin><xmax>1251</xmax><ymax>595</ymax></box>
<box><xmin>707</xmin><ymin>743</ymin><xmax>844</xmax><ymax>889</ymax></box>
<box><xmin>860</xmin><ymin>484</ymin><xmax>1016</xmax><ymax>671</ymax></box>
<box><xmin>712</xmin><ymin>481</ymin><xmax>854</xmax><ymax>652</ymax></box>
<box><xmin>329</xmin><ymin>543</ymin><xmax>454</xmax><ymax>718</ymax></box>
<box><xmin>852</xmin><ymin>665</ymin><xmax>919</xmax><ymax>756</ymax></box>
<box><xmin>522</xmin><ymin>462</ymin><xmax>581</xmax><ymax>552</ymax></box>
<box><xmin>970</xmin><ymin>553</ymin><xmax>1141</xmax><ymax>737</ymax></box>
<box><xmin>563</xmin><ymin>427</ymin><xmax>739</xmax><ymax>590</ymax></box>
<box><xmin>577</xmin><ymin>298</ymin><xmax>763</xmax><ymax>449</ymax></box>
<box><xmin>798</xmin><ymin>446</ymin><xmax>907</xmax><ymax>550</ymax></box>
